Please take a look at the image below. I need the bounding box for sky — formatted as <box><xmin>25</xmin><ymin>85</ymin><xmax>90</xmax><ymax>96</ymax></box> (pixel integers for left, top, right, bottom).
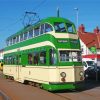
<box><xmin>0</xmin><ymin>0</ymin><xmax>100</xmax><ymax>49</ymax></box>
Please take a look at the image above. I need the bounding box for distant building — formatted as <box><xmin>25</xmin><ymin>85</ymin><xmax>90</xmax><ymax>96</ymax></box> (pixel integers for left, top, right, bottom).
<box><xmin>78</xmin><ymin>24</ymin><xmax>100</xmax><ymax>55</ymax></box>
<box><xmin>78</xmin><ymin>24</ymin><xmax>100</xmax><ymax>65</ymax></box>
<box><xmin>0</xmin><ymin>49</ymin><xmax>4</xmax><ymax>61</ymax></box>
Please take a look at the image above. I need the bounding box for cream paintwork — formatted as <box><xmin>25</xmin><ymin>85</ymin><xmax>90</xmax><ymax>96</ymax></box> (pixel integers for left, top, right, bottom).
<box><xmin>58</xmin><ymin>49</ymin><xmax>81</xmax><ymax>51</ymax></box>
<box><xmin>48</xmin><ymin>32</ymin><xmax>78</xmax><ymax>39</ymax></box>
<box><xmin>3</xmin><ymin>65</ymin><xmax>83</xmax><ymax>84</ymax></box>
<box><xmin>74</xmin><ymin>67</ymin><xmax>84</xmax><ymax>81</ymax></box>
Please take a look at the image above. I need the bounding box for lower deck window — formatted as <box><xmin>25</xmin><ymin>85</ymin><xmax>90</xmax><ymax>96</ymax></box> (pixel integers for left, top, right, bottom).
<box><xmin>4</xmin><ymin>55</ymin><xmax>21</xmax><ymax>65</ymax></box>
<box><xmin>59</xmin><ymin>50</ymin><xmax>81</xmax><ymax>62</ymax></box>
<box><xmin>40</xmin><ymin>51</ymin><xmax>46</xmax><ymax>64</ymax></box>
<box><xmin>28</xmin><ymin>54</ymin><xmax>33</xmax><ymax>64</ymax></box>
<box><xmin>33</xmin><ymin>52</ymin><xmax>39</xmax><ymax>65</ymax></box>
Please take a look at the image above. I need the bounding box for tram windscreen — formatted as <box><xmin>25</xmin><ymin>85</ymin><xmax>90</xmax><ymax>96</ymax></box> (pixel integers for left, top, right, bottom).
<box><xmin>66</xmin><ymin>24</ymin><xmax>75</xmax><ymax>33</ymax></box>
<box><xmin>54</xmin><ymin>22</ymin><xmax>66</xmax><ymax>32</ymax></box>
<box><xmin>54</xmin><ymin>22</ymin><xmax>75</xmax><ymax>33</ymax></box>
<box><xmin>59</xmin><ymin>50</ymin><xmax>81</xmax><ymax>62</ymax></box>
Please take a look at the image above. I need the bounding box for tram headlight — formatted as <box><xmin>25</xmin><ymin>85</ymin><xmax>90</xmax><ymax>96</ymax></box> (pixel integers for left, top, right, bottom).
<box><xmin>79</xmin><ymin>71</ymin><xmax>84</xmax><ymax>76</ymax></box>
<box><xmin>60</xmin><ymin>72</ymin><xmax>66</xmax><ymax>78</ymax></box>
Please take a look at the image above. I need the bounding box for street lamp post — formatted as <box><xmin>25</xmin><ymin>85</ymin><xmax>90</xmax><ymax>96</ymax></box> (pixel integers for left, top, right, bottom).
<box><xmin>74</xmin><ymin>8</ymin><xmax>79</xmax><ymax>30</ymax></box>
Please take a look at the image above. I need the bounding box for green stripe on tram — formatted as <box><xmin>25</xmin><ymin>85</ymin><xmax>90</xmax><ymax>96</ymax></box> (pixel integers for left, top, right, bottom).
<box><xmin>42</xmin><ymin>83</ymin><xmax>77</xmax><ymax>91</ymax></box>
<box><xmin>5</xmin><ymin>34</ymin><xmax>80</xmax><ymax>51</ymax></box>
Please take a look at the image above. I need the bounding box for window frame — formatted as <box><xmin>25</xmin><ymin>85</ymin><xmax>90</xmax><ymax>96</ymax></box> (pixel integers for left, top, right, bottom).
<box><xmin>59</xmin><ymin>50</ymin><xmax>82</xmax><ymax>62</ymax></box>
<box><xmin>54</xmin><ymin>22</ymin><xmax>67</xmax><ymax>33</ymax></box>
<box><xmin>66</xmin><ymin>23</ymin><xmax>76</xmax><ymax>33</ymax></box>
<box><xmin>23</xmin><ymin>32</ymin><xmax>28</xmax><ymax>40</ymax></box>
<box><xmin>39</xmin><ymin>51</ymin><xmax>46</xmax><ymax>65</ymax></box>
<box><xmin>28</xmin><ymin>29</ymin><xmax>33</xmax><ymax>39</ymax></box>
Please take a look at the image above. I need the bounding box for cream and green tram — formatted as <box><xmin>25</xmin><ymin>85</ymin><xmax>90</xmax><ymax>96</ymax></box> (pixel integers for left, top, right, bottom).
<box><xmin>3</xmin><ymin>17</ymin><xmax>84</xmax><ymax>91</ymax></box>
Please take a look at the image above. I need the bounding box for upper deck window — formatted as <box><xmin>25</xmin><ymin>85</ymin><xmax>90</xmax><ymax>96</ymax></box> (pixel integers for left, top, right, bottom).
<box><xmin>67</xmin><ymin>24</ymin><xmax>75</xmax><ymax>33</ymax></box>
<box><xmin>40</xmin><ymin>24</ymin><xmax>45</xmax><ymax>34</ymax></box>
<box><xmin>54</xmin><ymin>22</ymin><xmax>66</xmax><ymax>32</ymax></box>
<box><xmin>16</xmin><ymin>35</ymin><xmax>19</xmax><ymax>43</ymax></box>
<box><xmin>10</xmin><ymin>39</ymin><xmax>13</xmax><ymax>45</ymax></box>
<box><xmin>45</xmin><ymin>23</ymin><xmax>53</xmax><ymax>32</ymax></box>
<box><xmin>12</xmin><ymin>37</ymin><xmax>16</xmax><ymax>44</ymax></box>
<box><xmin>6</xmin><ymin>40</ymin><xmax>10</xmax><ymax>46</ymax></box>
<box><xmin>29</xmin><ymin>30</ymin><xmax>33</xmax><ymax>38</ymax></box>
<box><xmin>24</xmin><ymin>32</ymin><xmax>28</xmax><ymax>40</ymax></box>
<box><xmin>20</xmin><ymin>34</ymin><xmax>23</xmax><ymax>42</ymax></box>
<box><xmin>34</xmin><ymin>27</ymin><xmax>40</xmax><ymax>37</ymax></box>
<box><xmin>6</xmin><ymin>23</ymin><xmax>53</xmax><ymax>46</ymax></box>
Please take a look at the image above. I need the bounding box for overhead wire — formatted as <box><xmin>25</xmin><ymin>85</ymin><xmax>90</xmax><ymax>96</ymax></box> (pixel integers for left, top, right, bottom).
<box><xmin>23</xmin><ymin>0</ymin><xmax>47</xmax><ymax>27</ymax></box>
<box><xmin>0</xmin><ymin>17</ymin><xmax>23</xmax><ymax>32</ymax></box>
<box><xmin>0</xmin><ymin>0</ymin><xmax>47</xmax><ymax>32</ymax></box>
<box><xmin>32</xmin><ymin>0</ymin><xmax>47</xmax><ymax>11</ymax></box>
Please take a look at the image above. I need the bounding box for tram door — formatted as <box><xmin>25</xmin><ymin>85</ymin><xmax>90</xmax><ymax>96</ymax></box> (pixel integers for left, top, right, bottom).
<box><xmin>16</xmin><ymin>55</ymin><xmax>21</xmax><ymax>80</ymax></box>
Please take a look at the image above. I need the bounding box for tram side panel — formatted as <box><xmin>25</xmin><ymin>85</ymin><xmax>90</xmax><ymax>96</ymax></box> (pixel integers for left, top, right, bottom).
<box><xmin>3</xmin><ymin>65</ymin><xmax>16</xmax><ymax>79</ymax></box>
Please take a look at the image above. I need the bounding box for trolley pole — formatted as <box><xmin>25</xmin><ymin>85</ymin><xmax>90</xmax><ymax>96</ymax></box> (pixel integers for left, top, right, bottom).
<box><xmin>57</xmin><ymin>7</ymin><xmax>60</xmax><ymax>17</ymax></box>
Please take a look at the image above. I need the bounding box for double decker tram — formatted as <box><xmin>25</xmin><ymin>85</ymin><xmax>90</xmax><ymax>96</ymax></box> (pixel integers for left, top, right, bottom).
<box><xmin>3</xmin><ymin>17</ymin><xmax>84</xmax><ymax>91</ymax></box>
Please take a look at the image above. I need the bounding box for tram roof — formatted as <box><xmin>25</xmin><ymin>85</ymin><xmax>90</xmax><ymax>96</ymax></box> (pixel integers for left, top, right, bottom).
<box><xmin>6</xmin><ymin>17</ymin><xmax>73</xmax><ymax>40</ymax></box>
<box><xmin>40</xmin><ymin>17</ymin><xmax>73</xmax><ymax>24</ymax></box>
